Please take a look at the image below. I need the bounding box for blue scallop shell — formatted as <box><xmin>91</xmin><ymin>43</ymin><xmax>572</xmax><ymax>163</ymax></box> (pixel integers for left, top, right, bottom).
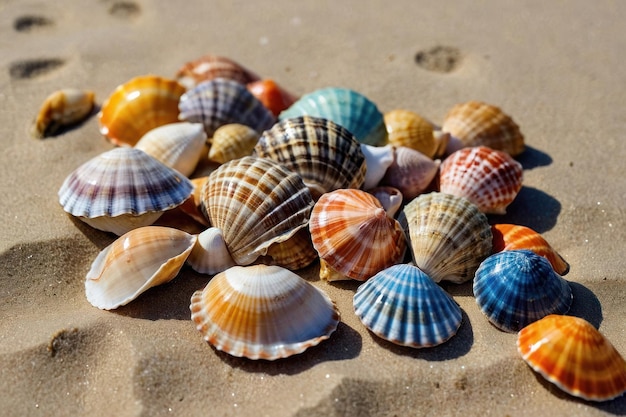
<box><xmin>473</xmin><ymin>249</ymin><xmax>573</xmax><ymax>332</ymax></box>
<box><xmin>178</xmin><ymin>78</ymin><xmax>276</xmax><ymax>136</ymax></box>
<box><xmin>353</xmin><ymin>264</ymin><xmax>462</xmax><ymax>348</ymax></box>
<box><xmin>279</xmin><ymin>87</ymin><xmax>388</xmax><ymax>146</ymax></box>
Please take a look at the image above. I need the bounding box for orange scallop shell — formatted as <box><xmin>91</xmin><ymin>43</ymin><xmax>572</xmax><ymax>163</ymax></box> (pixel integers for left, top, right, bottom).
<box><xmin>517</xmin><ymin>315</ymin><xmax>626</xmax><ymax>402</ymax></box>
<box><xmin>247</xmin><ymin>79</ymin><xmax>298</xmax><ymax>117</ymax></box>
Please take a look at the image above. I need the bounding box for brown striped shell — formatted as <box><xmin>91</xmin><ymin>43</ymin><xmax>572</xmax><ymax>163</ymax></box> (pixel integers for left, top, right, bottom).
<box><xmin>175</xmin><ymin>55</ymin><xmax>260</xmax><ymax>90</ymax></box>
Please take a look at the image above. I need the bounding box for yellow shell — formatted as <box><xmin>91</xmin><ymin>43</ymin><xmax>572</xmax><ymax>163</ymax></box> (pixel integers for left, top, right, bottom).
<box><xmin>33</xmin><ymin>89</ymin><xmax>95</xmax><ymax>138</ymax></box>
<box><xmin>384</xmin><ymin>109</ymin><xmax>443</xmax><ymax>158</ymax></box>
<box><xmin>208</xmin><ymin>123</ymin><xmax>260</xmax><ymax>164</ymax></box>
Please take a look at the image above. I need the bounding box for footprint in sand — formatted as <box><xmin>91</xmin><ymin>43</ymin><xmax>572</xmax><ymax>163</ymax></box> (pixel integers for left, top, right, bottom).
<box><xmin>106</xmin><ymin>1</ymin><xmax>141</xmax><ymax>19</ymax></box>
<box><xmin>13</xmin><ymin>15</ymin><xmax>54</xmax><ymax>32</ymax></box>
<box><xmin>9</xmin><ymin>58</ymin><xmax>66</xmax><ymax>80</ymax></box>
<box><xmin>415</xmin><ymin>46</ymin><xmax>462</xmax><ymax>73</ymax></box>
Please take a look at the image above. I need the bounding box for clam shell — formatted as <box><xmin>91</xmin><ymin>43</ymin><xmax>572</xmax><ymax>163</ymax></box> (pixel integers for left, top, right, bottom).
<box><xmin>384</xmin><ymin>109</ymin><xmax>442</xmax><ymax>158</ymax></box>
<box><xmin>190</xmin><ymin>265</ymin><xmax>340</xmax><ymax>360</ymax></box>
<box><xmin>135</xmin><ymin>122</ymin><xmax>207</xmax><ymax>177</ymax></box>
<box><xmin>360</xmin><ymin>144</ymin><xmax>394</xmax><ymax>190</ymax></box>
<box><xmin>380</xmin><ymin>146</ymin><xmax>440</xmax><ymax>201</ymax></box>
<box><xmin>178</xmin><ymin>78</ymin><xmax>276</xmax><ymax>137</ymax></box>
<box><xmin>187</xmin><ymin>227</ymin><xmax>236</xmax><ymax>275</ymax></box>
<box><xmin>254</xmin><ymin>116</ymin><xmax>367</xmax><ymax>199</ymax></box>
<box><xmin>279</xmin><ymin>87</ymin><xmax>388</xmax><ymax>146</ymax></box>
<box><xmin>99</xmin><ymin>75</ymin><xmax>185</xmax><ymax>147</ymax></box>
<box><xmin>309</xmin><ymin>189</ymin><xmax>406</xmax><ymax>281</ymax></box>
<box><xmin>442</xmin><ymin>101</ymin><xmax>525</xmax><ymax>156</ymax></box>
<box><xmin>400</xmin><ymin>192</ymin><xmax>492</xmax><ymax>284</ymax></box>
<box><xmin>86</xmin><ymin>226</ymin><xmax>196</xmax><ymax>310</ymax></box>
<box><xmin>58</xmin><ymin>147</ymin><xmax>194</xmax><ymax>235</ymax></box>
<box><xmin>263</xmin><ymin>228</ymin><xmax>318</xmax><ymax>271</ymax></box>
<box><xmin>175</xmin><ymin>55</ymin><xmax>260</xmax><ymax>90</ymax></box>
<box><xmin>33</xmin><ymin>88</ymin><xmax>95</xmax><ymax>138</ymax></box>
<box><xmin>247</xmin><ymin>79</ymin><xmax>298</xmax><ymax>117</ymax></box>
<box><xmin>492</xmin><ymin>224</ymin><xmax>570</xmax><ymax>275</ymax></box>
<box><xmin>208</xmin><ymin>123</ymin><xmax>260</xmax><ymax>164</ymax></box>
<box><xmin>439</xmin><ymin>146</ymin><xmax>523</xmax><ymax>214</ymax></box>
<box><xmin>354</xmin><ymin>264</ymin><xmax>462</xmax><ymax>348</ymax></box>
<box><xmin>200</xmin><ymin>156</ymin><xmax>314</xmax><ymax>265</ymax></box>
<box><xmin>518</xmin><ymin>315</ymin><xmax>626</xmax><ymax>402</ymax></box>
<box><xmin>473</xmin><ymin>250</ymin><xmax>573</xmax><ymax>332</ymax></box>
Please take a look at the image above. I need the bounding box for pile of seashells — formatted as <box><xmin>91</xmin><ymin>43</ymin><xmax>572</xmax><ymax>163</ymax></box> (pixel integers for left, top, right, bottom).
<box><xmin>37</xmin><ymin>54</ymin><xmax>626</xmax><ymax>401</ymax></box>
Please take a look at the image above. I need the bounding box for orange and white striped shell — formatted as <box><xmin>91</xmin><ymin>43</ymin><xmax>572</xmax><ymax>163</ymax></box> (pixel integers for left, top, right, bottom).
<box><xmin>175</xmin><ymin>54</ymin><xmax>260</xmax><ymax>90</ymax></box>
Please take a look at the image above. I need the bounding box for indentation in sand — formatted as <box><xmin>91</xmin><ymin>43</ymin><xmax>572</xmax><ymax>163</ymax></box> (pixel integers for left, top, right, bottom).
<box><xmin>9</xmin><ymin>58</ymin><xmax>66</xmax><ymax>80</ymax></box>
<box><xmin>415</xmin><ymin>46</ymin><xmax>462</xmax><ymax>73</ymax></box>
<box><xmin>13</xmin><ymin>15</ymin><xmax>54</xmax><ymax>32</ymax></box>
<box><xmin>107</xmin><ymin>1</ymin><xmax>141</xmax><ymax>19</ymax></box>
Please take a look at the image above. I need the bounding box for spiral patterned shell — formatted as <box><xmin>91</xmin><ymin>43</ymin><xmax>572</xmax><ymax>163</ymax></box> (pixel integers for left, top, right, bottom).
<box><xmin>175</xmin><ymin>55</ymin><xmax>260</xmax><ymax>90</ymax></box>
<box><xmin>279</xmin><ymin>87</ymin><xmax>387</xmax><ymax>146</ymax></box>
<box><xmin>200</xmin><ymin>156</ymin><xmax>314</xmax><ymax>265</ymax></box>
<box><xmin>354</xmin><ymin>264</ymin><xmax>462</xmax><ymax>348</ymax></box>
<box><xmin>400</xmin><ymin>192</ymin><xmax>492</xmax><ymax>284</ymax></box>
<box><xmin>473</xmin><ymin>250</ymin><xmax>573</xmax><ymax>332</ymax></box>
<box><xmin>254</xmin><ymin>116</ymin><xmax>367</xmax><ymax>199</ymax></box>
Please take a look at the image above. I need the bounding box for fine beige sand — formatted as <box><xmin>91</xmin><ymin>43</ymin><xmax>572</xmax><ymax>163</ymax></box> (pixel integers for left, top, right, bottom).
<box><xmin>1</xmin><ymin>1</ymin><xmax>625</xmax><ymax>416</ymax></box>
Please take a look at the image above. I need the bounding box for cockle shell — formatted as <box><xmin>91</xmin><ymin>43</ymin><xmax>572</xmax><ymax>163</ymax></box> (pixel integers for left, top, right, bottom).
<box><xmin>400</xmin><ymin>192</ymin><xmax>492</xmax><ymax>283</ymax></box>
<box><xmin>263</xmin><ymin>228</ymin><xmax>318</xmax><ymax>271</ymax></box>
<box><xmin>247</xmin><ymin>79</ymin><xmax>298</xmax><ymax>117</ymax></box>
<box><xmin>200</xmin><ymin>156</ymin><xmax>314</xmax><ymax>265</ymax></box>
<box><xmin>518</xmin><ymin>315</ymin><xmax>626</xmax><ymax>402</ymax></box>
<box><xmin>134</xmin><ymin>122</ymin><xmax>207</xmax><ymax>177</ymax></box>
<box><xmin>86</xmin><ymin>226</ymin><xmax>197</xmax><ymax>310</ymax></box>
<box><xmin>33</xmin><ymin>88</ymin><xmax>95</xmax><ymax>138</ymax></box>
<box><xmin>384</xmin><ymin>109</ymin><xmax>447</xmax><ymax>159</ymax></box>
<box><xmin>442</xmin><ymin>101</ymin><xmax>525</xmax><ymax>156</ymax></box>
<box><xmin>178</xmin><ymin>78</ymin><xmax>276</xmax><ymax>137</ymax></box>
<box><xmin>187</xmin><ymin>227</ymin><xmax>236</xmax><ymax>275</ymax></box>
<box><xmin>491</xmin><ymin>224</ymin><xmax>570</xmax><ymax>275</ymax></box>
<box><xmin>309</xmin><ymin>189</ymin><xmax>406</xmax><ymax>281</ymax></box>
<box><xmin>175</xmin><ymin>55</ymin><xmax>260</xmax><ymax>90</ymax></box>
<box><xmin>254</xmin><ymin>116</ymin><xmax>367</xmax><ymax>199</ymax></box>
<box><xmin>380</xmin><ymin>146</ymin><xmax>441</xmax><ymax>201</ymax></box>
<box><xmin>190</xmin><ymin>264</ymin><xmax>340</xmax><ymax>360</ymax></box>
<box><xmin>99</xmin><ymin>75</ymin><xmax>185</xmax><ymax>147</ymax></box>
<box><xmin>279</xmin><ymin>87</ymin><xmax>388</xmax><ymax>146</ymax></box>
<box><xmin>354</xmin><ymin>264</ymin><xmax>462</xmax><ymax>348</ymax></box>
<box><xmin>473</xmin><ymin>250</ymin><xmax>573</xmax><ymax>332</ymax></box>
<box><xmin>360</xmin><ymin>144</ymin><xmax>394</xmax><ymax>190</ymax></box>
<box><xmin>58</xmin><ymin>147</ymin><xmax>194</xmax><ymax>235</ymax></box>
<box><xmin>439</xmin><ymin>146</ymin><xmax>523</xmax><ymax>214</ymax></box>
<box><xmin>208</xmin><ymin>123</ymin><xmax>259</xmax><ymax>164</ymax></box>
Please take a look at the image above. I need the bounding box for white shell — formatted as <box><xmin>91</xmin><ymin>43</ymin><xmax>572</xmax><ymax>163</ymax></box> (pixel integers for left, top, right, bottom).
<box><xmin>360</xmin><ymin>144</ymin><xmax>395</xmax><ymax>190</ymax></box>
<box><xmin>187</xmin><ymin>227</ymin><xmax>236</xmax><ymax>275</ymax></box>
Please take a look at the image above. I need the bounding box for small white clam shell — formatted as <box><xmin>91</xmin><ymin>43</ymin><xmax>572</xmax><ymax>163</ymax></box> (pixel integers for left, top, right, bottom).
<box><xmin>187</xmin><ymin>227</ymin><xmax>236</xmax><ymax>275</ymax></box>
<box><xmin>360</xmin><ymin>144</ymin><xmax>394</xmax><ymax>190</ymax></box>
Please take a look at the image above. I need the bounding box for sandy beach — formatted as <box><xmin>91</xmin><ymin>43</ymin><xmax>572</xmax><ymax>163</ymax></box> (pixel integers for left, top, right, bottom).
<box><xmin>1</xmin><ymin>0</ymin><xmax>625</xmax><ymax>416</ymax></box>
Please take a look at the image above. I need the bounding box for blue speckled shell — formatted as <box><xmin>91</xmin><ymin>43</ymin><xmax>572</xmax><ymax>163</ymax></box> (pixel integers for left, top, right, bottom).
<box><xmin>353</xmin><ymin>264</ymin><xmax>463</xmax><ymax>348</ymax></box>
<box><xmin>279</xmin><ymin>87</ymin><xmax>387</xmax><ymax>146</ymax></box>
<box><xmin>473</xmin><ymin>249</ymin><xmax>573</xmax><ymax>333</ymax></box>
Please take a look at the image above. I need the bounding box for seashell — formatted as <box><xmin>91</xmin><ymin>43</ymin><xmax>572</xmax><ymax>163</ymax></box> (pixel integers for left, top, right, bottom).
<box><xmin>86</xmin><ymin>226</ymin><xmax>197</xmax><ymax>310</ymax></box>
<box><xmin>200</xmin><ymin>156</ymin><xmax>314</xmax><ymax>265</ymax></box>
<box><xmin>400</xmin><ymin>192</ymin><xmax>492</xmax><ymax>283</ymax></box>
<box><xmin>190</xmin><ymin>264</ymin><xmax>340</xmax><ymax>360</ymax></box>
<box><xmin>384</xmin><ymin>109</ymin><xmax>447</xmax><ymax>159</ymax></box>
<box><xmin>367</xmin><ymin>186</ymin><xmax>403</xmax><ymax>218</ymax></box>
<box><xmin>473</xmin><ymin>250</ymin><xmax>573</xmax><ymax>332</ymax></box>
<box><xmin>263</xmin><ymin>228</ymin><xmax>318</xmax><ymax>271</ymax></box>
<box><xmin>33</xmin><ymin>88</ymin><xmax>95</xmax><ymax>138</ymax></box>
<box><xmin>354</xmin><ymin>264</ymin><xmax>463</xmax><ymax>348</ymax></box>
<box><xmin>187</xmin><ymin>227</ymin><xmax>236</xmax><ymax>275</ymax></box>
<box><xmin>134</xmin><ymin>122</ymin><xmax>207</xmax><ymax>177</ymax></box>
<box><xmin>517</xmin><ymin>314</ymin><xmax>626</xmax><ymax>402</ymax></box>
<box><xmin>380</xmin><ymin>146</ymin><xmax>441</xmax><ymax>201</ymax></box>
<box><xmin>58</xmin><ymin>147</ymin><xmax>194</xmax><ymax>235</ymax></box>
<box><xmin>439</xmin><ymin>146</ymin><xmax>523</xmax><ymax>214</ymax></box>
<box><xmin>178</xmin><ymin>78</ymin><xmax>276</xmax><ymax>137</ymax></box>
<box><xmin>491</xmin><ymin>224</ymin><xmax>570</xmax><ymax>275</ymax></box>
<box><xmin>279</xmin><ymin>87</ymin><xmax>388</xmax><ymax>146</ymax></box>
<box><xmin>175</xmin><ymin>55</ymin><xmax>260</xmax><ymax>90</ymax></box>
<box><xmin>309</xmin><ymin>189</ymin><xmax>406</xmax><ymax>281</ymax></box>
<box><xmin>441</xmin><ymin>101</ymin><xmax>525</xmax><ymax>156</ymax></box>
<box><xmin>176</xmin><ymin>176</ymin><xmax>210</xmax><ymax>226</ymax></box>
<box><xmin>98</xmin><ymin>75</ymin><xmax>185</xmax><ymax>147</ymax></box>
<box><xmin>247</xmin><ymin>79</ymin><xmax>298</xmax><ymax>117</ymax></box>
<box><xmin>208</xmin><ymin>123</ymin><xmax>259</xmax><ymax>164</ymax></box>
<box><xmin>360</xmin><ymin>144</ymin><xmax>394</xmax><ymax>190</ymax></box>
<box><xmin>254</xmin><ymin>116</ymin><xmax>367</xmax><ymax>199</ymax></box>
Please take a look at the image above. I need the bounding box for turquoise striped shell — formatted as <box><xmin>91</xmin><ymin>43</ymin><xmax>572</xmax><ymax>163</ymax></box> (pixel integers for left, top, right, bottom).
<box><xmin>353</xmin><ymin>264</ymin><xmax>463</xmax><ymax>348</ymax></box>
<box><xmin>279</xmin><ymin>87</ymin><xmax>387</xmax><ymax>146</ymax></box>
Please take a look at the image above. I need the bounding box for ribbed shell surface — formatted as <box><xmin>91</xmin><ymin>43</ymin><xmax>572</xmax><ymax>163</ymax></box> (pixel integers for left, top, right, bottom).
<box><xmin>473</xmin><ymin>250</ymin><xmax>573</xmax><ymax>332</ymax></box>
<box><xmin>353</xmin><ymin>264</ymin><xmax>462</xmax><ymax>348</ymax></box>
<box><xmin>200</xmin><ymin>156</ymin><xmax>314</xmax><ymax>265</ymax></box>
<box><xmin>175</xmin><ymin>55</ymin><xmax>260</xmax><ymax>89</ymax></box>
<box><xmin>279</xmin><ymin>87</ymin><xmax>388</xmax><ymax>146</ymax></box>
<box><xmin>384</xmin><ymin>109</ymin><xmax>438</xmax><ymax>158</ymax></box>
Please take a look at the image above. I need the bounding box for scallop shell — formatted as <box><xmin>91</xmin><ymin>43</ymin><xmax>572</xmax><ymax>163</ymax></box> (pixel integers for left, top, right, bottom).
<box><xmin>360</xmin><ymin>144</ymin><xmax>394</xmax><ymax>190</ymax></box>
<box><xmin>380</xmin><ymin>146</ymin><xmax>441</xmax><ymax>201</ymax></box>
<box><xmin>473</xmin><ymin>250</ymin><xmax>573</xmax><ymax>332</ymax></box>
<box><xmin>208</xmin><ymin>123</ymin><xmax>260</xmax><ymax>164</ymax></box>
<box><xmin>187</xmin><ymin>227</ymin><xmax>236</xmax><ymax>275</ymax></box>
<box><xmin>279</xmin><ymin>87</ymin><xmax>388</xmax><ymax>146</ymax></box>
<box><xmin>354</xmin><ymin>264</ymin><xmax>463</xmax><ymax>348</ymax></box>
<box><xmin>33</xmin><ymin>88</ymin><xmax>95</xmax><ymax>138</ymax></box>
<box><xmin>492</xmin><ymin>224</ymin><xmax>570</xmax><ymax>275</ymax></box>
<box><xmin>384</xmin><ymin>109</ymin><xmax>446</xmax><ymax>159</ymax></box>
<box><xmin>442</xmin><ymin>101</ymin><xmax>525</xmax><ymax>156</ymax></box>
<box><xmin>247</xmin><ymin>79</ymin><xmax>298</xmax><ymax>117</ymax></box>
<box><xmin>200</xmin><ymin>156</ymin><xmax>314</xmax><ymax>265</ymax></box>
<box><xmin>175</xmin><ymin>55</ymin><xmax>260</xmax><ymax>90</ymax></box>
<box><xmin>400</xmin><ymin>192</ymin><xmax>492</xmax><ymax>284</ymax></box>
<box><xmin>309</xmin><ymin>189</ymin><xmax>406</xmax><ymax>281</ymax></box>
<box><xmin>263</xmin><ymin>228</ymin><xmax>318</xmax><ymax>271</ymax></box>
<box><xmin>439</xmin><ymin>146</ymin><xmax>523</xmax><ymax>214</ymax></box>
<box><xmin>58</xmin><ymin>147</ymin><xmax>194</xmax><ymax>235</ymax></box>
<box><xmin>134</xmin><ymin>122</ymin><xmax>207</xmax><ymax>177</ymax></box>
<box><xmin>254</xmin><ymin>116</ymin><xmax>367</xmax><ymax>199</ymax></box>
<box><xmin>517</xmin><ymin>314</ymin><xmax>626</xmax><ymax>402</ymax></box>
<box><xmin>86</xmin><ymin>226</ymin><xmax>197</xmax><ymax>310</ymax></box>
<box><xmin>190</xmin><ymin>264</ymin><xmax>340</xmax><ymax>360</ymax></box>
<box><xmin>177</xmin><ymin>176</ymin><xmax>210</xmax><ymax>226</ymax></box>
<box><xmin>99</xmin><ymin>75</ymin><xmax>185</xmax><ymax>147</ymax></box>
<box><xmin>178</xmin><ymin>78</ymin><xmax>276</xmax><ymax>137</ymax></box>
